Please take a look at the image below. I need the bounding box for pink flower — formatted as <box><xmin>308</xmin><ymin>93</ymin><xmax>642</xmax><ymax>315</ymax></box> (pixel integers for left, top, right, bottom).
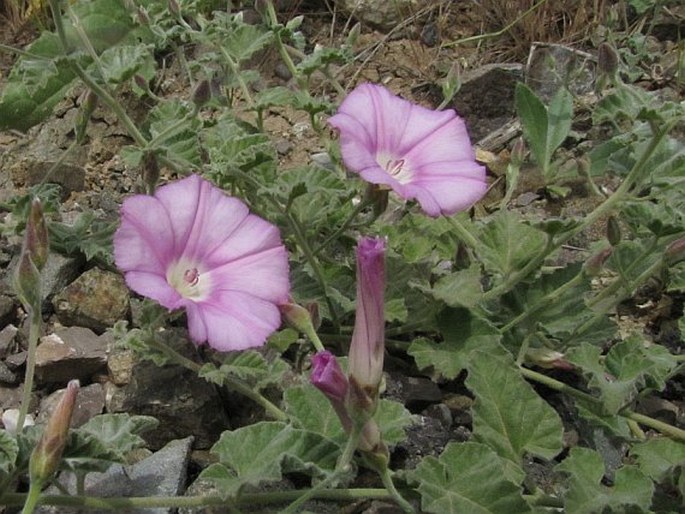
<box><xmin>328</xmin><ymin>83</ymin><xmax>487</xmax><ymax>217</ymax></box>
<box><xmin>114</xmin><ymin>174</ymin><xmax>290</xmax><ymax>351</ymax></box>
<box><xmin>348</xmin><ymin>237</ymin><xmax>386</xmax><ymax>394</ymax></box>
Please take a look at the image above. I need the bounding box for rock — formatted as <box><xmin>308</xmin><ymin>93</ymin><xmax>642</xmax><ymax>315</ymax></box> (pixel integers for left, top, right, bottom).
<box><xmin>36</xmin><ymin>437</ymin><xmax>194</xmax><ymax>514</ymax></box>
<box><xmin>338</xmin><ymin>0</ymin><xmax>425</xmax><ymax>31</ymax></box>
<box><xmin>35</xmin><ymin>327</ymin><xmax>110</xmax><ymax>383</ymax></box>
<box><xmin>40</xmin><ymin>252</ymin><xmax>85</xmax><ymax>304</ymax></box>
<box><xmin>0</xmin><ymin>361</ymin><xmax>18</xmax><ymax>385</ymax></box>
<box><xmin>526</xmin><ymin>42</ymin><xmax>596</xmax><ymax>102</ymax></box>
<box><xmin>0</xmin><ymin>384</ymin><xmax>37</xmax><ymax>412</ymax></box>
<box><xmin>5</xmin><ymin>350</ymin><xmax>27</xmax><ymax>370</ymax></box>
<box><xmin>0</xmin><ymin>324</ymin><xmax>18</xmax><ymax>358</ymax></box>
<box><xmin>52</xmin><ymin>268</ymin><xmax>130</xmax><ymax>333</ymax></box>
<box><xmin>386</xmin><ymin>373</ymin><xmax>442</xmax><ymax>412</ymax></box>
<box><xmin>106</xmin><ymin>330</ymin><xmax>229</xmax><ymax>450</ymax></box>
<box><xmin>37</xmin><ymin>382</ymin><xmax>105</xmax><ymax>428</ymax></box>
<box><xmin>0</xmin><ymin>294</ymin><xmax>15</xmax><ymax>327</ymax></box>
<box><xmin>10</xmin><ymin>160</ymin><xmax>85</xmax><ymax>197</ymax></box>
<box><xmin>107</xmin><ymin>348</ymin><xmax>134</xmax><ymax>386</ymax></box>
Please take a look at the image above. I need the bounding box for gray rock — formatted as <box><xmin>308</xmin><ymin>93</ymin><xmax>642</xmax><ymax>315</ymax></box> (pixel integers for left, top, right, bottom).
<box><xmin>0</xmin><ymin>294</ymin><xmax>15</xmax><ymax>328</ymax></box>
<box><xmin>107</xmin><ymin>348</ymin><xmax>134</xmax><ymax>386</ymax></box>
<box><xmin>338</xmin><ymin>0</ymin><xmax>425</xmax><ymax>31</ymax></box>
<box><xmin>37</xmin><ymin>437</ymin><xmax>194</xmax><ymax>514</ymax></box>
<box><xmin>40</xmin><ymin>252</ymin><xmax>85</xmax><ymax>304</ymax></box>
<box><xmin>106</xmin><ymin>330</ymin><xmax>229</xmax><ymax>450</ymax></box>
<box><xmin>0</xmin><ymin>361</ymin><xmax>18</xmax><ymax>385</ymax></box>
<box><xmin>35</xmin><ymin>327</ymin><xmax>110</xmax><ymax>383</ymax></box>
<box><xmin>52</xmin><ymin>268</ymin><xmax>130</xmax><ymax>333</ymax></box>
<box><xmin>526</xmin><ymin>42</ymin><xmax>596</xmax><ymax>102</ymax></box>
<box><xmin>37</xmin><ymin>382</ymin><xmax>105</xmax><ymax>428</ymax></box>
<box><xmin>0</xmin><ymin>384</ymin><xmax>37</xmax><ymax>412</ymax></box>
<box><xmin>0</xmin><ymin>324</ymin><xmax>18</xmax><ymax>358</ymax></box>
<box><xmin>5</xmin><ymin>350</ymin><xmax>27</xmax><ymax>370</ymax></box>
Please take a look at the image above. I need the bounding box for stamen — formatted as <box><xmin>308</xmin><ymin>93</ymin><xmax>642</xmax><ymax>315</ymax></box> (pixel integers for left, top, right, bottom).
<box><xmin>184</xmin><ymin>268</ymin><xmax>200</xmax><ymax>286</ymax></box>
<box><xmin>386</xmin><ymin>159</ymin><xmax>405</xmax><ymax>177</ymax></box>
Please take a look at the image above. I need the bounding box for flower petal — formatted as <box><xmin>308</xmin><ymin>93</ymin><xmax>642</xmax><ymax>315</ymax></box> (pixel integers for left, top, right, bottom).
<box><xmin>403</xmin><ymin>114</ymin><xmax>478</xmax><ymax>166</ymax></box>
<box><xmin>122</xmin><ymin>271</ymin><xmax>182</xmax><ymax>309</ymax></box>
<box><xmin>186</xmin><ymin>292</ymin><xmax>283</xmax><ymax>351</ymax></box>
<box><xmin>114</xmin><ymin>195</ymin><xmax>175</xmax><ymax>273</ymax></box>
<box><xmin>401</xmin><ymin>173</ymin><xmax>488</xmax><ymax>217</ymax></box>
<box><xmin>207</xmin><ymin>246</ymin><xmax>290</xmax><ymax>303</ymax></box>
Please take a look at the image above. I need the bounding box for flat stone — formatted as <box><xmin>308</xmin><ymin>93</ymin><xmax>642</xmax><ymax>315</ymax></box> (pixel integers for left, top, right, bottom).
<box><xmin>0</xmin><ymin>295</ymin><xmax>15</xmax><ymax>328</ymax></box>
<box><xmin>107</xmin><ymin>348</ymin><xmax>134</xmax><ymax>386</ymax></box>
<box><xmin>37</xmin><ymin>383</ymin><xmax>105</xmax><ymax>428</ymax></box>
<box><xmin>35</xmin><ymin>327</ymin><xmax>110</xmax><ymax>383</ymax></box>
<box><xmin>52</xmin><ymin>268</ymin><xmax>130</xmax><ymax>333</ymax></box>
<box><xmin>36</xmin><ymin>437</ymin><xmax>193</xmax><ymax>514</ymax></box>
<box><xmin>338</xmin><ymin>0</ymin><xmax>425</xmax><ymax>31</ymax></box>
<box><xmin>526</xmin><ymin>42</ymin><xmax>596</xmax><ymax>102</ymax></box>
<box><xmin>5</xmin><ymin>350</ymin><xmax>27</xmax><ymax>370</ymax></box>
<box><xmin>0</xmin><ymin>324</ymin><xmax>18</xmax><ymax>358</ymax></box>
<box><xmin>40</xmin><ymin>252</ymin><xmax>85</xmax><ymax>304</ymax></box>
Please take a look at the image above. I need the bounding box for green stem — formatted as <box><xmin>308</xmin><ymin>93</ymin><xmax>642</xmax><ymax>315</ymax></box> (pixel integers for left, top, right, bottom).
<box><xmin>21</xmin><ymin>480</ymin><xmax>43</xmax><ymax>514</ymax></box>
<box><xmin>145</xmin><ymin>336</ymin><xmax>288</xmax><ymax>422</ymax></box>
<box><xmin>265</xmin><ymin>1</ymin><xmax>304</xmax><ymax>88</ymax></box>
<box><xmin>520</xmin><ymin>367</ymin><xmax>685</xmax><ymax>442</ymax></box>
<box><xmin>0</xmin><ymin>43</ymin><xmax>51</xmax><ymax>60</ymax></box>
<box><xmin>217</xmin><ymin>46</ymin><xmax>255</xmax><ymax>108</ymax></box>
<box><xmin>444</xmin><ymin>215</ymin><xmax>483</xmax><ymax>254</ymax></box>
<box><xmin>379</xmin><ymin>468</ymin><xmax>414</xmax><ymax>513</ymax></box>
<box><xmin>314</xmin><ymin>198</ymin><xmax>370</xmax><ymax>256</ymax></box>
<box><xmin>17</xmin><ymin>309</ymin><xmax>41</xmax><ymax>433</ymax></box>
<box><xmin>1</xmin><ymin>489</ymin><xmax>397</xmax><ymax>510</ymax></box>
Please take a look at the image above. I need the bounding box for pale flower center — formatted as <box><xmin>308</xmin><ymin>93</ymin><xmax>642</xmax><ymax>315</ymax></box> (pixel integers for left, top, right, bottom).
<box><xmin>167</xmin><ymin>260</ymin><xmax>210</xmax><ymax>301</ymax></box>
<box><xmin>378</xmin><ymin>154</ymin><xmax>413</xmax><ymax>184</ymax></box>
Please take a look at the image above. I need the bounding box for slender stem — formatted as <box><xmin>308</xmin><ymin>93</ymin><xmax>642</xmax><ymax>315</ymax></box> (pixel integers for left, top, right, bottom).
<box><xmin>217</xmin><ymin>46</ymin><xmax>255</xmax><ymax>108</ymax></box>
<box><xmin>0</xmin><ymin>43</ymin><xmax>51</xmax><ymax>60</ymax></box>
<box><xmin>515</xmin><ymin>333</ymin><xmax>535</xmax><ymax>366</ymax></box>
<box><xmin>265</xmin><ymin>1</ymin><xmax>304</xmax><ymax>88</ymax></box>
<box><xmin>520</xmin><ymin>367</ymin><xmax>685</xmax><ymax>442</ymax></box>
<box><xmin>145</xmin><ymin>336</ymin><xmax>288</xmax><ymax>422</ymax></box>
<box><xmin>1</xmin><ymin>489</ymin><xmax>397</xmax><ymax>509</ymax></box>
<box><xmin>379</xmin><ymin>468</ymin><xmax>414</xmax><ymax>513</ymax></box>
<box><xmin>314</xmin><ymin>198</ymin><xmax>370</xmax><ymax>256</ymax></box>
<box><xmin>20</xmin><ymin>480</ymin><xmax>42</xmax><ymax>514</ymax></box>
<box><xmin>444</xmin><ymin>215</ymin><xmax>482</xmax><ymax>254</ymax></box>
<box><xmin>17</xmin><ymin>309</ymin><xmax>41</xmax><ymax>433</ymax></box>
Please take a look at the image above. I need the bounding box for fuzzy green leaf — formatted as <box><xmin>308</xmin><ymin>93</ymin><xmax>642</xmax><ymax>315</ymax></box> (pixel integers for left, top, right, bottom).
<box><xmin>97</xmin><ymin>44</ymin><xmax>155</xmax><ymax>84</ymax></box>
<box><xmin>466</xmin><ymin>351</ymin><xmax>563</xmax><ymax>474</ymax></box>
<box><xmin>409</xmin><ymin>307</ymin><xmax>501</xmax><ymax>379</ymax></box>
<box><xmin>77</xmin><ymin>414</ymin><xmax>158</xmax><ymax>457</ymax></box>
<box><xmin>203</xmin><ymin>422</ymin><xmax>338</xmax><ymax>499</ymax></box>
<box><xmin>408</xmin><ymin>442</ymin><xmax>531</xmax><ymax>514</ymax></box>
<box><xmin>0</xmin><ymin>430</ymin><xmax>19</xmax><ymax>476</ymax></box>
<box><xmin>515</xmin><ymin>82</ymin><xmax>549</xmax><ymax>172</ymax></box>
<box><xmin>428</xmin><ymin>264</ymin><xmax>483</xmax><ymax>308</ymax></box>
<box><xmin>630</xmin><ymin>438</ymin><xmax>685</xmax><ymax>483</ymax></box>
<box><xmin>556</xmin><ymin>447</ymin><xmax>654</xmax><ymax>513</ymax></box>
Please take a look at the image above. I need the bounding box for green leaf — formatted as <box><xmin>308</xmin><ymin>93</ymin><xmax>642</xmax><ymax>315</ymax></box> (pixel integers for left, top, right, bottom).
<box><xmin>466</xmin><ymin>351</ymin><xmax>563</xmax><ymax>474</ymax></box>
<box><xmin>477</xmin><ymin>211</ymin><xmax>548</xmax><ymax>278</ymax></box>
<box><xmin>428</xmin><ymin>264</ymin><xmax>483</xmax><ymax>308</ymax></box>
<box><xmin>203</xmin><ymin>422</ymin><xmax>338</xmax><ymax>499</ymax></box>
<box><xmin>148</xmin><ymin>100</ymin><xmax>202</xmax><ymax>168</ymax></box>
<box><xmin>97</xmin><ymin>44</ymin><xmax>155</xmax><ymax>84</ymax></box>
<box><xmin>408</xmin><ymin>307</ymin><xmax>501</xmax><ymax>379</ymax></box>
<box><xmin>285</xmin><ymin>385</ymin><xmax>346</xmax><ymax>443</ymax></box>
<box><xmin>77</xmin><ymin>414</ymin><xmax>158</xmax><ymax>458</ymax></box>
<box><xmin>408</xmin><ymin>442</ymin><xmax>531</xmax><ymax>514</ymax></box>
<box><xmin>567</xmin><ymin>336</ymin><xmax>678</xmax><ymax>415</ymax></box>
<box><xmin>556</xmin><ymin>447</ymin><xmax>654</xmax><ymax>513</ymax></box>
<box><xmin>0</xmin><ymin>430</ymin><xmax>19</xmax><ymax>477</ymax></box>
<box><xmin>515</xmin><ymin>82</ymin><xmax>549</xmax><ymax>172</ymax></box>
<box><xmin>374</xmin><ymin>399</ymin><xmax>417</xmax><ymax>446</ymax></box>
<box><xmin>630</xmin><ymin>438</ymin><xmax>685</xmax><ymax>483</ymax></box>
<box><xmin>547</xmin><ymin>87</ymin><xmax>573</xmax><ymax>155</ymax></box>
<box><xmin>208</xmin><ymin>13</ymin><xmax>273</xmax><ymax>63</ymax></box>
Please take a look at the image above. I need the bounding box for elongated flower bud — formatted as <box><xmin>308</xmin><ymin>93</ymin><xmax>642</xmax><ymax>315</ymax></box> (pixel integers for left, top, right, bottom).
<box><xmin>606</xmin><ymin>216</ymin><xmax>621</xmax><ymax>246</ymax></box>
<box><xmin>598</xmin><ymin>42</ymin><xmax>619</xmax><ymax>77</ymax></box>
<box><xmin>26</xmin><ymin>199</ymin><xmax>49</xmax><ymax>271</ymax></box>
<box><xmin>583</xmin><ymin>246</ymin><xmax>612</xmax><ymax>277</ymax></box>
<box><xmin>310</xmin><ymin>352</ymin><xmax>352</xmax><ymax>433</ymax></box>
<box><xmin>15</xmin><ymin>249</ymin><xmax>41</xmax><ymax>310</ymax></box>
<box><xmin>29</xmin><ymin>380</ymin><xmax>80</xmax><ymax>484</ymax></box>
<box><xmin>665</xmin><ymin>237</ymin><xmax>685</xmax><ymax>265</ymax></box>
<box><xmin>348</xmin><ymin>237</ymin><xmax>386</xmax><ymax>399</ymax></box>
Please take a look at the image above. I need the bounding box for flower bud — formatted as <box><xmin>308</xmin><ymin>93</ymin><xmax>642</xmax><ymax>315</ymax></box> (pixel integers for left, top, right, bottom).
<box><xmin>665</xmin><ymin>237</ymin><xmax>685</xmax><ymax>265</ymax></box>
<box><xmin>191</xmin><ymin>79</ymin><xmax>211</xmax><ymax>108</ymax></box>
<box><xmin>345</xmin><ymin>22</ymin><xmax>361</xmax><ymax>47</ymax></box>
<box><xmin>583</xmin><ymin>246</ymin><xmax>612</xmax><ymax>277</ymax></box>
<box><xmin>14</xmin><ymin>249</ymin><xmax>41</xmax><ymax>310</ymax></box>
<box><xmin>29</xmin><ymin>380</ymin><xmax>80</xmax><ymax>485</ymax></box>
<box><xmin>348</xmin><ymin>237</ymin><xmax>386</xmax><ymax>397</ymax></box>
<box><xmin>525</xmin><ymin>348</ymin><xmax>574</xmax><ymax>371</ymax></box>
<box><xmin>25</xmin><ymin>199</ymin><xmax>49</xmax><ymax>271</ymax></box>
<box><xmin>310</xmin><ymin>352</ymin><xmax>352</xmax><ymax>432</ymax></box>
<box><xmin>511</xmin><ymin>137</ymin><xmax>526</xmax><ymax>167</ymax></box>
<box><xmin>137</xmin><ymin>6</ymin><xmax>150</xmax><ymax>25</ymax></box>
<box><xmin>598</xmin><ymin>42</ymin><xmax>619</xmax><ymax>78</ymax></box>
<box><xmin>169</xmin><ymin>0</ymin><xmax>181</xmax><ymax>17</ymax></box>
<box><xmin>280</xmin><ymin>301</ymin><xmax>315</xmax><ymax>335</ymax></box>
<box><xmin>606</xmin><ymin>216</ymin><xmax>621</xmax><ymax>246</ymax></box>
<box><xmin>134</xmin><ymin>74</ymin><xmax>149</xmax><ymax>91</ymax></box>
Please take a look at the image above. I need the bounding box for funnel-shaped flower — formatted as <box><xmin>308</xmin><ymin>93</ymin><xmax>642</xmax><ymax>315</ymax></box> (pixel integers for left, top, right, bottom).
<box><xmin>311</xmin><ymin>351</ymin><xmax>352</xmax><ymax>432</ymax></box>
<box><xmin>114</xmin><ymin>174</ymin><xmax>290</xmax><ymax>351</ymax></box>
<box><xmin>329</xmin><ymin>83</ymin><xmax>487</xmax><ymax>217</ymax></box>
<box><xmin>348</xmin><ymin>237</ymin><xmax>386</xmax><ymax>396</ymax></box>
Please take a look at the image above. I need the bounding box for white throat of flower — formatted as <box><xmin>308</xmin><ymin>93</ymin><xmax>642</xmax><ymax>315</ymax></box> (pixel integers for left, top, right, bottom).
<box><xmin>377</xmin><ymin>154</ymin><xmax>413</xmax><ymax>184</ymax></box>
<box><xmin>167</xmin><ymin>259</ymin><xmax>210</xmax><ymax>301</ymax></box>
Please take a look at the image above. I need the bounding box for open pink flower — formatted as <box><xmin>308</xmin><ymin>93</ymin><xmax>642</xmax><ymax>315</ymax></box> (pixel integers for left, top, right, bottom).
<box><xmin>114</xmin><ymin>174</ymin><xmax>290</xmax><ymax>351</ymax></box>
<box><xmin>328</xmin><ymin>83</ymin><xmax>487</xmax><ymax>217</ymax></box>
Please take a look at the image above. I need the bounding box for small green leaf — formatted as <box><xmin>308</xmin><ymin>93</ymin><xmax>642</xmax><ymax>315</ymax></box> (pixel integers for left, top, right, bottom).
<box><xmin>374</xmin><ymin>399</ymin><xmax>417</xmax><ymax>446</ymax></box>
<box><xmin>77</xmin><ymin>414</ymin><xmax>158</xmax><ymax>458</ymax></box>
<box><xmin>285</xmin><ymin>385</ymin><xmax>346</xmax><ymax>443</ymax></box>
<box><xmin>556</xmin><ymin>447</ymin><xmax>654</xmax><ymax>513</ymax></box>
<box><xmin>0</xmin><ymin>430</ymin><xmax>19</xmax><ymax>476</ymax></box>
<box><xmin>428</xmin><ymin>264</ymin><xmax>483</xmax><ymax>308</ymax></box>
<box><xmin>98</xmin><ymin>44</ymin><xmax>155</xmax><ymax>84</ymax></box>
<box><xmin>630</xmin><ymin>438</ymin><xmax>685</xmax><ymax>483</ymax></box>
<box><xmin>547</xmin><ymin>87</ymin><xmax>573</xmax><ymax>155</ymax></box>
<box><xmin>466</xmin><ymin>351</ymin><xmax>564</xmax><ymax>473</ymax></box>
<box><xmin>408</xmin><ymin>307</ymin><xmax>501</xmax><ymax>379</ymax></box>
<box><xmin>408</xmin><ymin>442</ymin><xmax>532</xmax><ymax>514</ymax></box>
<box><xmin>515</xmin><ymin>82</ymin><xmax>549</xmax><ymax>172</ymax></box>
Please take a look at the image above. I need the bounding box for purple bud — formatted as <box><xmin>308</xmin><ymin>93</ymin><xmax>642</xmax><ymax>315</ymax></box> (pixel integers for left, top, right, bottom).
<box><xmin>607</xmin><ymin>216</ymin><xmax>621</xmax><ymax>246</ymax></box>
<box><xmin>29</xmin><ymin>380</ymin><xmax>80</xmax><ymax>484</ymax></box>
<box><xmin>14</xmin><ymin>249</ymin><xmax>41</xmax><ymax>310</ymax></box>
<box><xmin>192</xmin><ymin>79</ymin><xmax>211</xmax><ymax>108</ymax></box>
<box><xmin>665</xmin><ymin>237</ymin><xmax>685</xmax><ymax>265</ymax></box>
<box><xmin>348</xmin><ymin>237</ymin><xmax>386</xmax><ymax>395</ymax></box>
<box><xmin>310</xmin><ymin>352</ymin><xmax>352</xmax><ymax>433</ymax></box>
<box><xmin>583</xmin><ymin>246</ymin><xmax>613</xmax><ymax>277</ymax></box>
<box><xmin>525</xmin><ymin>348</ymin><xmax>574</xmax><ymax>371</ymax></box>
<box><xmin>598</xmin><ymin>42</ymin><xmax>619</xmax><ymax>77</ymax></box>
<box><xmin>280</xmin><ymin>300</ymin><xmax>313</xmax><ymax>334</ymax></box>
<box><xmin>25</xmin><ymin>199</ymin><xmax>49</xmax><ymax>271</ymax></box>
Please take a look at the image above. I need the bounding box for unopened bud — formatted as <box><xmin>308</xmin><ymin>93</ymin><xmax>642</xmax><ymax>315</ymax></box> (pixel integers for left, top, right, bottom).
<box><xmin>134</xmin><ymin>74</ymin><xmax>149</xmax><ymax>91</ymax></box>
<box><xmin>15</xmin><ymin>248</ymin><xmax>41</xmax><ymax>310</ymax></box>
<box><xmin>191</xmin><ymin>79</ymin><xmax>211</xmax><ymax>108</ymax></box>
<box><xmin>511</xmin><ymin>137</ymin><xmax>526</xmax><ymax>167</ymax></box>
<box><xmin>454</xmin><ymin>241</ymin><xmax>471</xmax><ymax>270</ymax></box>
<box><xmin>280</xmin><ymin>301</ymin><xmax>315</xmax><ymax>335</ymax></box>
<box><xmin>665</xmin><ymin>237</ymin><xmax>685</xmax><ymax>265</ymax></box>
<box><xmin>346</xmin><ymin>22</ymin><xmax>361</xmax><ymax>47</ymax></box>
<box><xmin>306</xmin><ymin>302</ymin><xmax>321</xmax><ymax>331</ymax></box>
<box><xmin>583</xmin><ymin>246</ymin><xmax>613</xmax><ymax>277</ymax></box>
<box><xmin>26</xmin><ymin>199</ymin><xmax>49</xmax><ymax>271</ymax></box>
<box><xmin>598</xmin><ymin>42</ymin><xmax>619</xmax><ymax>77</ymax></box>
<box><xmin>141</xmin><ymin>151</ymin><xmax>160</xmax><ymax>195</ymax></box>
<box><xmin>137</xmin><ymin>6</ymin><xmax>150</xmax><ymax>25</ymax></box>
<box><xmin>29</xmin><ymin>380</ymin><xmax>80</xmax><ymax>484</ymax></box>
<box><xmin>443</xmin><ymin>61</ymin><xmax>462</xmax><ymax>97</ymax></box>
<box><xmin>525</xmin><ymin>348</ymin><xmax>574</xmax><ymax>371</ymax></box>
<box><xmin>606</xmin><ymin>216</ymin><xmax>621</xmax><ymax>246</ymax></box>
<box><xmin>169</xmin><ymin>0</ymin><xmax>181</xmax><ymax>17</ymax></box>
